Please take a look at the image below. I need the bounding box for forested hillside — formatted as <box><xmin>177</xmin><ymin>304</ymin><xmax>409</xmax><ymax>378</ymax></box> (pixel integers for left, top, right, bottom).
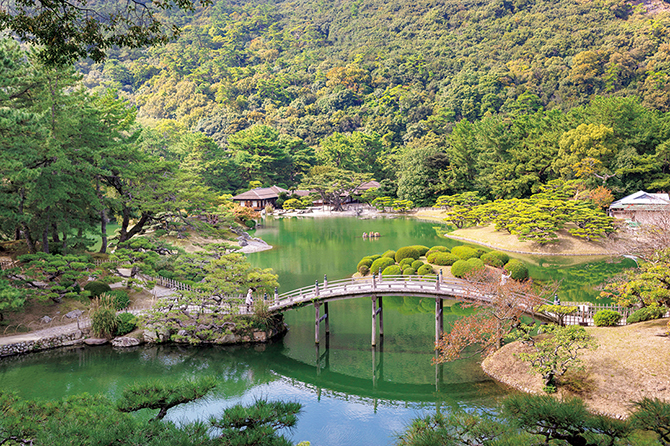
<box><xmin>71</xmin><ymin>0</ymin><xmax>670</xmax><ymax>203</ymax></box>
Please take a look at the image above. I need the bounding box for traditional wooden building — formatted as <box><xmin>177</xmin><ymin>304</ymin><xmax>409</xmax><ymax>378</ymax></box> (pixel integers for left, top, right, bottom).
<box><xmin>608</xmin><ymin>190</ymin><xmax>670</xmax><ymax>224</ymax></box>
<box><xmin>232</xmin><ymin>186</ymin><xmax>289</xmax><ymax>210</ymax></box>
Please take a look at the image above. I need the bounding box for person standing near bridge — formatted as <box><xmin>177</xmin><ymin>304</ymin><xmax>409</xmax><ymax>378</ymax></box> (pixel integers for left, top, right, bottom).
<box><xmin>246</xmin><ymin>289</ymin><xmax>253</xmax><ymax>312</ymax></box>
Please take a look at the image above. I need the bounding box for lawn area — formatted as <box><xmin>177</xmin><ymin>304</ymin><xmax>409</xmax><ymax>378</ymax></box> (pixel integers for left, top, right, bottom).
<box><xmin>482</xmin><ymin>319</ymin><xmax>670</xmax><ymax>418</ymax></box>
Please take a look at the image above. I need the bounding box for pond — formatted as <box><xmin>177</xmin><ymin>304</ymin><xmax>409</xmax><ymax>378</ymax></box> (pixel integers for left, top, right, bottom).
<box><xmin>0</xmin><ymin>215</ymin><xmax>634</xmax><ymax>445</ymax></box>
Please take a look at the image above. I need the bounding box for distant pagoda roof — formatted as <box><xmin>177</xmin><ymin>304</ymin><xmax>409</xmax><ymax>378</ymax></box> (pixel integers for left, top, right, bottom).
<box><xmin>232</xmin><ymin>185</ymin><xmax>289</xmax><ymax>201</ymax></box>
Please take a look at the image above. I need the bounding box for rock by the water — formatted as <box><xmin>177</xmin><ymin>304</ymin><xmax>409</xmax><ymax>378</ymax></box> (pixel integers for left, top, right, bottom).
<box><xmin>65</xmin><ymin>310</ymin><xmax>83</xmax><ymax>319</ymax></box>
<box><xmin>84</xmin><ymin>338</ymin><xmax>108</xmax><ymax>345</ymax></box>
<box><xmin>112</xmin><ymin>337</ymin><xmax>141</xmax><ymax>347</ymax></box>
<box><xmin>40</xmin><ymin>316</ymin><xmax>52</xmax><ymax>324</ymax></box>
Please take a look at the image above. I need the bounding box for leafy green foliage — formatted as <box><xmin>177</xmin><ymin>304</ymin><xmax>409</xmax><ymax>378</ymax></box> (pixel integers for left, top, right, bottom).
<box><xmin>428</xmin><ymin>252</ymin><xmax>459</xmax><ymax>266</ymax></box>
<box><xmin>504</xmin><ymin>259</ymin><xmax>529</xmax><ymax>281</ymax></box>
<box><xmin>411</xmin><ymin>260</ymin><xmax>424</xmax><ymax>270</ymax></box>
<box><xmin>515</xmin><ymin>325</ymin><xmax>597</xmax><ymax>387</ymax></box>
<box><xmin>117</xmin><ymin>377</ymin><xmax>217</xmax><ymax>421</ymax></box>
<box><xmin>626</xmin><ymin>304</ymin><xmax>667</xmax><ymax>324</ymax></box>
<box><xmin>0</xmin><ymin>278</ymin><xmax>25</xmax><ymax>321</ymax></box>
<box><xmin>450</xmin><ymin>259</ymin><xmax>484</xmax><ymax>278</ymax></box>
<box><xmin>535</xmin><ymin>305</ymin><xmax>578</xmax><ymax>327</ymax></box>
<box><xmin>395</xmin><ymin>246</ymin><xmax>420</xmax><ymax>263</ymax></box>
<box><xmin>451</xmin><ymin>246</ymin><xmax>479</xmax><ymax>260</ymax></box>
<box><xmin>480</xmin><ymin>251</ymin><xmax>510</xmax><ymax>268</ymax></box>
<box><xmin>416</xmin><ymin>264</ymin><xmax>435</xmax><ymax>275</ymax></box>
<box><xmin>630</xmin><ymin>398</ymin><xmax>670</xmax><ymax>446</ymax></box>
<box><xmin>84</xmin><ymin>281</ymin><xmax>112</xmax><ymax>299</ymax></box>
<box><xmin>358</xmin><ymin>265</ymin><xmax>370</xmax><ymax>276</ymax></box>
<box><xmin>382</xmin><ymin>265</ymin><xmax>402</xmax><ymax>276</ymax></box>
<box><xmin>357</xmin><ymin>258</ymin><xmax>373</xmax><ymax>270</ymax></box>
<box><xmin>370</xmin><ymin>257</ymin><xmax>395</xmax><ymax>274</ymax></box>
<box><xmin>91</xmin><ymin>295</ymin><xmax>119</xmax><ymax>339</ymax></box>
<box><xmin>109</xmin><ymin>290</ymin><xmax>130</xmax><ymax>310</ymax></box>
<box><xmin>116</xmin><ymin>313</ymin><xmax>138</xmax><ymax>336</ymax></box>
<box><xmin>410</xmin><ymin>245</ymin><xmax>430</xmax><ymax>256</ymax></box>
<box><xmin>403</xmin><ymin>267</ymin><xmax>416</xmax><ymax>276</ymax></box>
<box><xmin>593</xmin><ymin>309</ymin><xmax>622</xmax><ymax>326</ymax></box>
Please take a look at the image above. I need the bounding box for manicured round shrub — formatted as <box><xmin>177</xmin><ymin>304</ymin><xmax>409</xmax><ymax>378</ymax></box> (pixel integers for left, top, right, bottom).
<box><xmin>399</xmin><ymin>258</ymin><xmax>415</xmax><ymax>269</ymax></box>
<box><xmin>594</xmin><ymin>309</ymin><xmax>622</xmax><ymax>327</ymax></box>
<box><xmin>417</xmin><ymin>264</ymin><xmax>435</xmax><ymax>275</ymax></box>
<box><xmin>427</xmin><ymin>246</ymin><xmax>449</xmax><ymax>256</ymax></box>
<box><xmin>451</xmin><ymin>246</ymin><xmax>478</xmax><ymax>260</ymax></box>
<box><xmin>504</xmin><ymin>259</ymin><xmax>529</xmax><ymax>281</ymax></box>
<box><xmin>403</xmin><ymin>267</ymin><xmax>417</xmax><ymax>275</ymax></box>
<box><xmin>450</xmin><ymin>260</ymin><xmax>471</xmax><ymax>278</ymax></box>
<box><xmin>626</xmin><ymin>305</ymin><xmax>666</xmax><ymax>324</ymax></box>
<box><xmin>369</xmin><ymin>254</ymin><xmax>382</xmax><ymax>261</ymax></box>
<box><xmin>411</xmin><ymin>245</ymin><xmax>430</xmax><ymax>256</ymax></box>
<box><xmin>480</xmin><ymin>252</ymin><xmax>504</xmax><ymax>268</ymax></box>
<box><xmin>382</xmin><ymin>250</ymin><xmax>396</xmax><ymax>259</ymax></box>
<box><xmin>430</xmin><ymin>252</ymin><xmax>459</xmax><ymax>266</ymax></box>
<box><xmin>481</xmin><ymin>251</ymin><xmax>510</xmax><ymax>268</ymax></box>
<box><xmin>84</xmin><ymin>281</ymin><xmax>112</xmax><ymax>299</ymax></box>
<box><xmin>109</xmin><ymin>289</ymin><xmax>130</xmax><ymax>310</ymax></box>
<box><xmin>357</xmin><ymin>257</ymin><xmax>373</xmax><ymax>270</ymax></box>
<box><xmin>382</xmin><ymin>265</ymin><xmax>402</xmax><ymax>276</ymax></box>
<box><xmin>395</xmin><ymin>246</ymin><xmax>420</xmax><ymax>263</ymax></box>
<box><xmin>371</xmin><ymin>257</ymin><xmax>395</xmax><ymax>274</ymax></box>
<box><xmin>466</xmin><ymin>257</ymin><xmax>485</xmax><ymax>271</ymax></box>
<box><xmin>116</xmin><ymin>312</ymin><xmax>138</xmax><ymax>336</ymax></box>
<box><xmin>358</xmin><ymin>265</ymin><xmax>370</xmax><ymax>276</ymax></box>
<box><xmin>411</xmin><ymin>260</ymin><xmax>424</xmax><ymax>270</ymax></box>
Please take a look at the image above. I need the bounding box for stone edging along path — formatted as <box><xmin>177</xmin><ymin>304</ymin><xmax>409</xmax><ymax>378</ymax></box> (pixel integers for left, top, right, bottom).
<box><xmin>443</xmin><ymin>234</ymin><xmax>611</xmax><ymax>257</ymax></box>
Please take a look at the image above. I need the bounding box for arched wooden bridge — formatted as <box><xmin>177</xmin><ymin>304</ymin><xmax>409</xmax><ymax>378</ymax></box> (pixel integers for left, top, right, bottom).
<box><xmin>261</xmin><ymin>274</ymin><xmax>555</xmax><ymax>345</ymax></box>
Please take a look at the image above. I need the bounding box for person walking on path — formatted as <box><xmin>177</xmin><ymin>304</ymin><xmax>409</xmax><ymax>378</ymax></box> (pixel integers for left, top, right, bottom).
<box><xmin>246</xmin><ymin>289</ymin><xmax>254</xmax><ymax>313</ymax></box>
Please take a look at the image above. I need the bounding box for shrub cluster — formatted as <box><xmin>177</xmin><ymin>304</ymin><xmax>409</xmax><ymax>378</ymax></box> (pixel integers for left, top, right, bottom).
<box><xmin>370</xmin><ymin>257</ymin><xmax>395</xmax><ymax>274</ymax></box>
<box><xmin>358</xmin><ymin>265</ymin><xmax>370</xmax><ymax>276</ymax></box>
<box><xmin>399</xmin><ymin>258</ymin><xmax>415</xmax><ymax>269</ymax></box>
<box><xmin>382</xmin><ymin>265</ymin><xmax>402</xmax><ymax>276</ymax></box>
<box><xmin>451</xmin><ymin>246</ymin><xmax>479</xmax><ymax>260</ymax></box>
<box><xmin>481</xmin><ymin>250</ymin><xmax>510</xmax><ymax>268</ymax></box>
<box><xmin>411</xmin><ymin>245</ymin><xmax>430</xmax><ymax>256</ymax></box>
<box><xmin>411</xmin><ymin>260</ymin><xmax>424</xmax><ymax>270</ymax></box>
<box><xmin>84</xmin><ymin>281</ymin><xmax>112</xmax><ymax>299</ymax></box>
<box><xmin>426</xmin><ymin>246</ymin><xmax>449</xmax><ymax>257</ymax></box>
<box><xmin>429</xmin><ymin>252</ymin><xmax>459</xmax><ymax>266</ymax></box>
<box><xmin>116</xmin><ymin>312</ymin><xmax>138</xmax><ymax>336</ymax></box>
<box><xmin>382</xmin><ymin>250</ymin><xmax>396</xmax><ymax>259</ymax></box>
<box><xmin>626</xmin><ymin>305</ymin><xmax>667</xmax><ymax>324</ymax></box>
<box><xmin>451</xmin><ymin>258</ymin><xmax>485</xmax><ymax>278</ymax></box>
<box><xmin>403</xmin><ymin>267</ymin><xmax>416</xmax><ymax>275</ymax></box>
<box><xmin>357</xmin><ymin>258</ymin><xmax>373</xmax><ymax>270</ymax></box>
<box><xmin>504</xmin><ymin>259</ymin><xmax>529</xmax><ymax>280</ymax></box>
<box><xmin>593</xmin><ymin>309</ymin><xmax>622</xmax><ymax>327</ymax></box>
<box><xmin>395</xmin><ymin>246</ymin><xmax>420</xmax><ymax>263</ymax></box>
<box><xmin>109</xmin><ymin>289</ymin><xmax>130</xmax><ymax>310</ymax></box>
<box><xmin>417</xmin><ymin>264</ymin><xmax>435</xmax><ymax>275</ymax></box>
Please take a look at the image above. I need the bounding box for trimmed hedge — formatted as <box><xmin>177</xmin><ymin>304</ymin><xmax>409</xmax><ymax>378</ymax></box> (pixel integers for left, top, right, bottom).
<box><xmin>395</xmin><ymin>246</ymin><xmax>420</xmax><ymax>263</ymax></box>
<box><xmin>504</xmin><ymin>259</ymin><xmax>529</xmax><ymax>280</ymax></box>
<box><xmin>382</xmin><ymin>265</ymin><xmax>402</xmax><ymax>276</ymax></box>
<box><xmin>451</xmin><ymin>246</ymin><xmax>478</xmax><ymax>260</ymax></box>
<box><xmin>358</xmin><ymin>265</ymin><xmax>370</xmax><ymax>276</ymax></box>
<box><xmin>594</xmin><ymin>309</ymin><xmax>622</xmax><ymax>327</ymax></box>
<box><xmin>427</xmin><ymin>246</ymin><xmax>449</xmax><ymax>256</ymax></box>
<box><xmin>369</xmin><ymin>254</ymin><xmax>382</xmax><ymax>261</ymax></box>
<box><xmin>399</xmin><ymin>258</ymin><xmax>415</xmax><ymax>269</ymax></box>
<box><xmin>429</xmin><ymin>252</ymin><xmax>459</xmax><ymax>266</ymax></box>
<box><xmin>371</xmin><ymin>257</ymin><xmax>396</xmax><ymax>274</ymax></box>
<box><xmin>481</xmin><ymin>251</ymin><xmax>510</xmax><ymax>268</ymax></box>
<box><xmin>357</xmin><ymin>258</ymin><xmax>373</xmax><ymax>270</ymax></box>
<box><xmin>411</xmin><ymin>245</ymin><xmax>430</xmax><ymax>256</ymax></box>
<box><xmin>411</xmin><ymin>260</ymin><xmax>424</xmax><ymax>270</ymax></box>
<box><xmin>403</xmin><ymin>267</ymin><xmax>417</xmax><ymax>276</ymax></box>
<box><xmin>84</xmin><ymin>281</ymin><xmax>112</xmax><ymax>299</ymax></box>
<box><xmin>382</xmin><ymin>250</ymin><xmax>396</xmax><ymax>259</ymax></box>
<box><xmin>417</xmin><ymin>264</ymin><xmax>434</xmax><ymax>275</ymax></box>
<box><xmin>626</xmin><ymin>305</ymin><xmax>666</xmax><ymax>324</ymax></box>
<box><xmin>451</xmin><ymin>258</ymin><xmax>485</xmax><ymax>278</ymax></box>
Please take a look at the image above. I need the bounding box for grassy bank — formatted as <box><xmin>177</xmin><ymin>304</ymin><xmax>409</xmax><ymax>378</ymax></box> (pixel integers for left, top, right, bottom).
<box><xmin>413</xmin><ymin>209</ymin><xmax>611</xmax><ymax>256</ymax></box>
<box><xmin>482</xmin><ymin>319</ymin><xmax>670</xmax><ymax>418</ymax></box>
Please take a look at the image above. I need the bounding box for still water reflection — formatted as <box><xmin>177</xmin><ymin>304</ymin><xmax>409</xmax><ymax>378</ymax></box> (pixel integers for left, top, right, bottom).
<box><xmin>0</xmin><ymin>216</ymin><xmax>633</xmax><ymax>445</ymax></box>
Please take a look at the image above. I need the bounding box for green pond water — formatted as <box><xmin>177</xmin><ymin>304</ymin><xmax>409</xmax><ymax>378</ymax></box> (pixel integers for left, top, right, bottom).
<box><xmin>0</xmin><ymin>216</ymin><xmax>635</xmax><ymax>445</ymax></box>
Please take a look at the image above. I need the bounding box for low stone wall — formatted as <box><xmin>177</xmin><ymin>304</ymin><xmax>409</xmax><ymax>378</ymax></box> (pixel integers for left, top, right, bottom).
<box><xmin>0</xmin><ymin>331</ymin><xmax>85</xmax><ymax>358</ymax></box>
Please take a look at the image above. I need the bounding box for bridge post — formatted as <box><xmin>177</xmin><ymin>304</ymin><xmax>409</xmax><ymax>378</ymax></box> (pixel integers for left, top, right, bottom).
<box><xmin>324</xmin><ymin>302</ymin><xmax>330</xmax><ymax>335</ymax></box>
<box><xmin>435</xmin><ymin>297</ymin><xmax>443</xmax><ymax>344</ymax></box>
<box><xmin>324</xmin><ymin>274</ymin><xmax>328</xmax><ymax>289</ymax></box>
<box><xmin>371</xmin><ymin>296</ymin><xmax>377</xmax><ymax>346</ymax></box>
<box><xmin>372</xmin><ymin>273</ymin><xmax>376</xmax><ymax>289</ymax></box>
<box><xmin>315</xmin><ymin>280</ymin><xmax>320</xmax><ymax>297</ymax></box>
<box><xmin>378</xmin><ymin>297</ymin><xmax>384</xmax><ymax>337</ymax></box>
<box><xmin>378</xmin><ymin>268</ymin><xmax>382</xmax><ymax>280</ymax></box>
<box><xmin>315</xmin><ymin>302</ymin><xmax>321</xmax><ymax>344</ymax></box>
<box><xmin>274</xmin><ymin>287</ymin><xmax>278</xmax><ymax>305</ymax></box>
<box><xmin>439</xmin><ymin>269</ymin><xmax>443</xmax><ymax>284</ymax></box>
